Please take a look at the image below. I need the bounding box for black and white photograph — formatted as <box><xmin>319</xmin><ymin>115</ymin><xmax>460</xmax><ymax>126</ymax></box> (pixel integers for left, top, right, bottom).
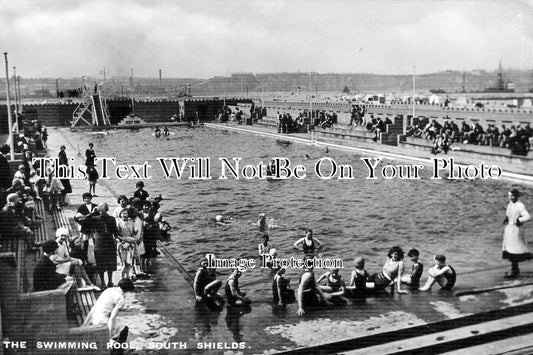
<box><xmin>1</xmin><ymin>1</ymin><xmax>533</xmax><ymax>354</ymax></box>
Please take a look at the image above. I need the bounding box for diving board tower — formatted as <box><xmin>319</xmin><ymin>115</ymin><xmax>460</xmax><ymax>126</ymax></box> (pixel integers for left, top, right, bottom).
<box><xmin>71</xmin><ymin>85</ymin><xmax>111</xmax><ymax>128</ymax></box>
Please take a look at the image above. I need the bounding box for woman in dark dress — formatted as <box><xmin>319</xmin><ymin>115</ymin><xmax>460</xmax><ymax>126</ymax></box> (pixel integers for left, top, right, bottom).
<box><xmin>89</xmin><ymin>203</ymin><xmax>118</xmax><ymax>288</ymax></box>
<box><xmin>57</xmin><ymin>145</ymin><xmax>72</xmax><ymax>206</ymax></box>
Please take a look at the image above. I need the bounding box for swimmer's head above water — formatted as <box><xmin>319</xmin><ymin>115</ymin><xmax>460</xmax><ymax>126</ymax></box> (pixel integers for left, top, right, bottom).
<box><xmin>216</xmin><ymin>215</ymin><xmax>233</xmax><ymax>223</ymax></box>
<box><xmin>353</xmin><ymin>257</ymin><xmax>365</xmax><ymax>269</ymax></box>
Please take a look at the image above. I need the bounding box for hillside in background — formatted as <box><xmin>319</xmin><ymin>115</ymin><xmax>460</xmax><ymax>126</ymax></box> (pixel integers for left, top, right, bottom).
<box><xmin>2</xmin><ymin>68</ymin><xmax>533</xmax><ymax>99</ymax></box>
<box><xmin>193</xmin><ymin>69</ymin><xmax>533</xmax><ymax>95</ymax></box>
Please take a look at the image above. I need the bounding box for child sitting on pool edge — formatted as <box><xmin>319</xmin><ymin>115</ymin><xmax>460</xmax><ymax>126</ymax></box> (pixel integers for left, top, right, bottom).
<box><xmin>401</xmin><ymin>248</ymin><xmax>424</xmax><ymax>290</ymax></box>
<box><xmin>347</xmin><ymin>257</ymin><xmax>369</xmax><ymax>297</ymax></box>
<box><xmin>419</xmin><ymin>254</ymin><xmax>456</xmax><ymax>291</ymax></box>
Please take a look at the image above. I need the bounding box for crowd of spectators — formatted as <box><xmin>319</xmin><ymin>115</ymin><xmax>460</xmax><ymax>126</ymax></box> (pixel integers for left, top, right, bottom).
<box><xmin>277</xmin><ymin>111</ymin><xmax>307</xmax><ymax>133</ymax></box>
<box><xmin>365</xmin><ymin>115</ymin><xmax>393</xmax><ymax>142</ymax></box>
<box><xmin>217</xmin><ymin>106</ymin><xmax>233</xmax><ymax>123</ymax></box>
<box><xmin>406</xmin><ymin>117</ymin><xmax>532</xmax><ymax>156</ymax></box>
<box><xmin>349</xmin><ymin>104</ymin><xmax>367</xmax><ymax>126</ymax></box>
<box><xmin>217</xmin><ymin>106</ymin><xmax>246</xmax><ymax>124</ymax></box>
<box><xmin>71</xmin><ymin>184</ymin><xmax>170</xmax><ymax>290</ymax></box>
<box><xmin>315</xmin><ymin>110</ymin><xmax>338</xmax><ymax>129</ymax></box>
<box><xmin>0</xmin><ymin>116</ymin><xmax>48</xmax><ymax>251</ymax></box>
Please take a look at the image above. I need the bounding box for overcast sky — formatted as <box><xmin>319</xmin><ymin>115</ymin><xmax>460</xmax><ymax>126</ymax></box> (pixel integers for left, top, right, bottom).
<box><xmin>1</xmin><ymin>0</ymin><xmax>532</xmax><ymax>79</ymax></box>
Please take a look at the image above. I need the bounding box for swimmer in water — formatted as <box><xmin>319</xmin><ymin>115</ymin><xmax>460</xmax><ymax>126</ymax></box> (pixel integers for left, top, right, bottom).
<box><xmin>257</xmin><ymin>213</ymin><xmax>267</xmax><ymax>232</ymax></box>
<box><xmin>258</xmin><ymin>234</ymin><xmax>271</xmax><ymax>255</ymax></box>
<box><xmin>215</xmin><ymin>214</ymin><xmax>234</xmax><ymax>227</ymax></box>
<box><xmin>265</xmin><ymin>248</ymin><xmax>277</xmax><ymax>268</ymax></box>
<box><xmin>293</xmin><ymin>229</ymin><xmax>323</xmax><ymax>254</ymax></box>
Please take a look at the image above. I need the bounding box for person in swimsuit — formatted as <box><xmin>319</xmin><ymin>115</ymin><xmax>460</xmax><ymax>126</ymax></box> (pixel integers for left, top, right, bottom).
<box><xmin>401</xmin><ymin>248</ymin><xmax>424</xmax><ymax>290</ymax></box>
<box><xmin>316</xmin><ymin>267</ymin><xmax>347</xmax><ymax>303</ymax></box>
<box><xmin>258</xmin><ymin>233</ymin><xmax>271</xmax><ymax>255</ymax></box>
<box><xmin>193</xmin><ymin>259</ymin><xmax>223</xmax><ymax>305</ymax></box>
<box><xmin>347</xmin><ymin>257</ymin><xmax>369</xmax><ymax>297</ymax></box>
<box><xmin>296</xmin><ymin>256</ymin><xmax>332</xmax><ymax>316</ymax></box>
<box><xmin>225</xmin><ymin>269</ymin><xmax>251</xmax><ymax>307</ymax></box>
<box><xmin>293</xmin><ymin>229</ymin><xmax>323</xmax><ymax>254</ymax></box>
<box><xmin>419</xmin><ymin>254</ymin><xmax>456</xmax><ymax>291</ymax></box>
<box><xmin>367</xmin><ymin>246</ymin><xmax>408</xmax><ymax>294</ymax></box>
<box><xmin>257</xmin><ymin>213</ymin><xmax>267</xmax><ymax>232</ymax></box>
<box><xmin>272</xmin><ymin>267</ymin><xmax>295</xmax><ymax>306</ymax></box>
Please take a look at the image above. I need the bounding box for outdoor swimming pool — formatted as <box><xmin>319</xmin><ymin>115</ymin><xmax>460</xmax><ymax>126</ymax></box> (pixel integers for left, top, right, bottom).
<box><xmin>63</xmin><ymin>126</ymin><xmax>531</xmax><ymax>291</ymax></box>
<box><xmin>60</xmin><ymin>126</ymin><xmax>532</xmax><ymax>351</ymax></box>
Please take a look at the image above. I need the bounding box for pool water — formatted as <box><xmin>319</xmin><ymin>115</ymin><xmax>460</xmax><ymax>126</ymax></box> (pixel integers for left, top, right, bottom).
<box><xmin>63</xmin><ymin>126</ymin><xmax>531</xmax><ymax>300</ymax></box>
<box><xmin>59</xmin><ymin>126</ymin><xmax>533</xmax><ymax>352</ymax></box>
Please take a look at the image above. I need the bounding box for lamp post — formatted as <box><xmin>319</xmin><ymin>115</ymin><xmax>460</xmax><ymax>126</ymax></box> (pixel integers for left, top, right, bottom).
<box><xmin>13</xmin><ymin>66</ymin><xmax>19</xmax><ymax>133</ymax></box>
<box><xmin>261</xmin><ymin>76</ymin><xmax>264</xmax><ymax>105</ymax></box>
<box><xmin>130</xmin><ymin>68</ymin><xmax>135</xmax><ymax>114</ymax></box>
<box><xmin>309</xmin><ymin>72</ymin><xmax>315</xmax><ymax>118</ymax></box>
<box><xmin>3</xmin><ymin>52</ymin><xmax>14</xmax><ymax>160</ymax></box>
<box><xmin>17</xmin><ymin>74</ymin><xmax>22</xmax><ymax>117</ymax></box>
<box><xmin>412</xmin><ymin>65</ymin><xmax>416</xmax><ymax>121</ymax></box>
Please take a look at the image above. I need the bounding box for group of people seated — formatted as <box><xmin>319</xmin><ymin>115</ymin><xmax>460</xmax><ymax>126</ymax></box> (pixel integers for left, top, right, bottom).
<box><xmin>217</xmin><ymin>106</ymin><xmax>233</xmax><ymax>123</ymax></box>
<box><xmin>15</xmin><ymin>116</ymin><xmax>47</xmax><ymax>152</ymax></box>
<box><xmin>365</xmin><ymin>115</ymin><xmax>393</xmax><ymax>142</ymax></box>
<box><xmin>407</xmin><ymin>117</ymin><xmax>533</xmax><ymax>156</ymax></box>
<box><xmin>277</xmin><ymin>111</ymin><xmax>307</xmax><ymax>133</ymax></box>
<box><xmin>0</xmin><ymin>120</ymin><xmax>50</xmax><ymax>252</ymax></box>
<box><xmin>34</xmin><ymin>238</ymin><xmax>135</xmax><ymax>341</ymax></box>
<box><xmin>291</xmin><ymin>243</ymin><xmax>455</xmax><ymax>316</ymax></box>
<box><xmin>193</xmin><ymin>218</ymin><xmax>457</xmax><ymax>317</ymax></box>
<box><xmin>315</xmin><ymin>110</ymin><xmax>338</xmax><ymax>129</ymax></box>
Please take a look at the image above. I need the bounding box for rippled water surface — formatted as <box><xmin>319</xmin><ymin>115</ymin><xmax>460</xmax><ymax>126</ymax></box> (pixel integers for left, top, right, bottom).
<box><xmin>65</xmin><ymin>126</ymin><xmax>531</xmax><ymax>300</ymax></box>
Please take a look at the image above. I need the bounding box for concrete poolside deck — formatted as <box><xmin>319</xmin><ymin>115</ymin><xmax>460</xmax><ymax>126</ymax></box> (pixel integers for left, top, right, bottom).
<box><xmin>38</xmin><ymin>126</ymin><xmax>533</xmax><ymax>354</ymax></box>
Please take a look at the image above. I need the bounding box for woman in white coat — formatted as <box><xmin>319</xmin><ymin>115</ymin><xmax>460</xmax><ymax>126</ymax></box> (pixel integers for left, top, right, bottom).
<box><xmin>502</xmin><ymin>189</ymin><xmax>531</xmax><ymax>278</ymax></box>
